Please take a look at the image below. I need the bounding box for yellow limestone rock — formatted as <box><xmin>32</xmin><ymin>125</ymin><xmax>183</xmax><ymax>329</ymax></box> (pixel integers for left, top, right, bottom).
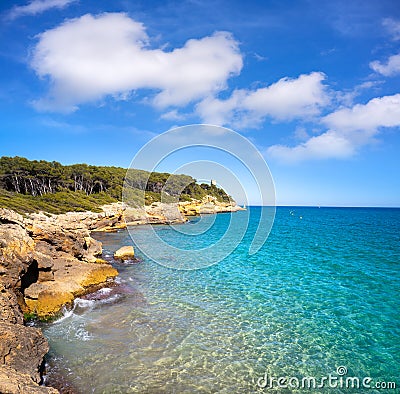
<box><xmin>114</xmin><ymin>246</ymin><xmax>135</xmax><ymax>260</ymax></box>
<box><xmin>24</xmin><ymin>260</ymin><xmax>118</xmax><ymax>318</ymax></box>
<box><xmin>25</xmin><ymin>288</ymin><xmax>75</xmax><ymax>318</ymax></box>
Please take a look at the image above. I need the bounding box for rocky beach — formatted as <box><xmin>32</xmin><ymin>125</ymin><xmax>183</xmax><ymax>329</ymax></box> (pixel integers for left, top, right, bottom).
<box><xmin>0</xmin><ymin>197</ymin><xmax>243</xmax><ymax>393</ymax></box>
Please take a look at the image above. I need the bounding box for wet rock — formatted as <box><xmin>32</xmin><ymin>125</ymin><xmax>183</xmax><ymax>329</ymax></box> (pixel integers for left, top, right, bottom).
<box><xmin>114</xmin><ymin>246</ymin><xmax>135</xmax><ymax>260</ymax></box>
<box><xmin>24</xmin><ymin>258</ymin><xmax>118</xmax><ymax>318</ymax></box>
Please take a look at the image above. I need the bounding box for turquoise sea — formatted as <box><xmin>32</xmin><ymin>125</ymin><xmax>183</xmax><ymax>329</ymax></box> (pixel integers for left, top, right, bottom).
<box><xmin>42</xmin><ymin>207</ymin><xmax>400</xmax><ymax>393</ymax></box>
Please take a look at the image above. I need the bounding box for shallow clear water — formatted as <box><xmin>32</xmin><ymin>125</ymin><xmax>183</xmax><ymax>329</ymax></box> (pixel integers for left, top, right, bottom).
<box><xmin>42</xmin><ymin>207</ymin><xmax>400</xmax><ymax>393</ymax></box>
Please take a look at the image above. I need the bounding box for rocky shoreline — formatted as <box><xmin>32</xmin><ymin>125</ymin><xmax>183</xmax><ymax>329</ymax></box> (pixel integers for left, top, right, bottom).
<box><xmin>0</xmin><ymin>207</ymin><xmax>119</xmax><ymax>393</ymax></box>
<box><xmin>0</xmin><ymin>197</ymin><xmax>243</xmax><ymax>393</ymax></box>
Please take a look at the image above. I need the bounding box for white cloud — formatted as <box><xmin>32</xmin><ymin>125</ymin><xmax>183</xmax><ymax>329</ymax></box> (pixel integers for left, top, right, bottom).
<box><xmin>335</xmin><ymin>81</ymin><xmax>382</xmax><ymax>107</ymax></box>
<box><xmin>293</xmin><ymin>126</ymin><xmax>310</xmax><ymax>141</ymax></box>
<box><xmin>243</xmin><ymin>72</ymin><xmax>329</xmax><ymax>119</ymax></box>
<box><xmin>196</xmin><ymin>90</ymin><xmax>245</xmax><ymax>125</ymax></box>
<box><xmin>30</xmin><ymin>13</ymin><xmax>243</xmax><ymax>112</ymax></box>
<box><xmin>196</xmin><ymin>72</ymin><xmax>330</xmax><ymax>127</ymax></box>
<box><xmin>370</xmin><ymin>53</ymin><xmax>400</xmax><ymax>77</ymax></box>
<box><xmin>323</xmin><ymin>94</ymin><xmax>400</xmax><ymax>131</ymax></box>
<box><xmin>7</xmin><ymin>0</ymin><xmax>76</xmax><ymax>20</ymax></box>
<box><xmin>160</xmin><ymin>109</ymin><xmax>187</xmax><ymax>121</ymax></box>
<box><xmin>267</xmin><ymin>94</ymin><xmax>400</xmax><ymax>163</ymax></box>
<box><xmin>268</xmin><ymin>131</ymin><xmax>355</xmax><ymax>163</ymax></box>
<box><xmin>382</xmin><ymin>18</ymin><xmax>400</xmax><ymax>41</ymax></box>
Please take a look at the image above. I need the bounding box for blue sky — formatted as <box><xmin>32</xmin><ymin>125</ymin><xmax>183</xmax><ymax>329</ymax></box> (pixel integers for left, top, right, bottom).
<box><xmin>0</xmin><ymin>0</ymin><xmax>399</xmax><ymax>206</ymax></box>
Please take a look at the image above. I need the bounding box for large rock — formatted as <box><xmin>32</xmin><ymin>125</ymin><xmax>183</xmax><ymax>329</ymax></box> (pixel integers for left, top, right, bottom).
<box><xmin>0</xmin><ymin>211</ymin><xmax>57</xmax><ymax>391</ymax></box>
<box><xmin>123</xmin><ymin>207</ymin><xmax>148</xmax><ymax>226</ymax></box>
<box><xmin>145</xmin><ymin>202</ymin><xmax>186</xmax><ymax>224</ymax></box>
<box><xmin>123</xmin><ymin>203</ymin><xmax>186</xmax><ymax>226</ymax></box>
<box><xmin>24</xmin><ymin>251</ymin><xmax>118</xmax><ymax>318</ymax></box>
<box><xmin>0</xmin><ymin>365</ymin><xmax>58</xmax><ymax>393</ymax></box>
<box><xmin>26</xmin><ymin>218</ymin><xmax>102</xmax><ymax>263</ymax></box>
<box><xmin>33</xmin><ymin>251</ymin><xmax>54</xmax><ymax>282</ymax></box>
<box><xmin>0</xmin><ymin>322</ymin><xmax>49</xmax><ymax>383</ymax></box>
<box><xmin>0</xmin><ymin>221</ymin><xmax>36</xmax><ymax>289</ymax></box>
<box><xmin>82</xmin><ymin>236</ymin><xmax>103</xmax><ymax>263</ymax></box>
<box><xmin>114</xmin><ymin>246</ymin><xmax>135</xmax><ymax>260</ymax></box>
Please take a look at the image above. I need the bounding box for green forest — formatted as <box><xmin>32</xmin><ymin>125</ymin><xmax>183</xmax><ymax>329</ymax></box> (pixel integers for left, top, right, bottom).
<box><xmin>0</xmin><ymin>156</ymin><xmax>230</xmax><ymax>214</ymax></box>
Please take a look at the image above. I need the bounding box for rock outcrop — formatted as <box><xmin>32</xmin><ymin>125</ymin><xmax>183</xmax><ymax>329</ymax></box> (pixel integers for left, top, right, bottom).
<box><xmin>0</xmin><ymin>322</ymin><xmax>49</xmax><ymax>382</ymax></box>
<box><xmin>24</xmin><ymin>211</ymin><xmax>103</xmax><ymax>263</ymax></box>
<box><xmin>178</xmin><ymin>195</ymin><xmax>245</xmax><ymax>216</ymax></box>
<box><xmin>0</xmin><ymin>208</ymin><xmax>120</xmax><ymax>393</ymax></box>
<box><xmin>123</xmin><ymin>203</ymin><xmax>187</xmax><ymax>226</ymax></box>
<box><xmin>24</xmin><ymin>256</ymin><xmax>118</xmax><ymax>318</ymax></box>
<box><xmin>27</xmin><ymin>197</ymin><xmax>242</xmax><ymax>234</ymax></box>
<box><xmin>0</xmin><ymin>211</ymin><xmax>36</xmax><ymax>290</ymax></box>
<box><xmin>0</xmin><ymin>209</ymin><xmax>119</xmax><ymax>319</ymax></box>
<box><xmin>94</xmin><ymin>198</ymin><xmax>244</xmax><ymax>228</ymax></box>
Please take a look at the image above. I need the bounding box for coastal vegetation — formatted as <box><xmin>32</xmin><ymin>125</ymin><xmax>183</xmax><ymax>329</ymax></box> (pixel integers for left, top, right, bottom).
<box><xmin>0</xmin><ymin>156</ymin><xmax>230</xmax><ymax>214</ymax></box>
